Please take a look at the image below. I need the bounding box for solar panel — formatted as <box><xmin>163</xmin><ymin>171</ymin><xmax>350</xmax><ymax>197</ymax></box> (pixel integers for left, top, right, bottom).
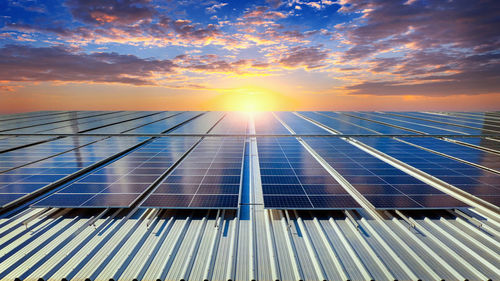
<box><xmin>0</xmin><ymin>137</ymin><xmax>146</xmax><ymax>208</ymax></box>
<box><xmin>209</xmin><ymin>112</ymin><xmax>248</xmax><ymax>134</ymax></box>
<box><xmin>33</xmin><ymin>137</ymin><xmax>199</xmax><ymax>208</ymax></box>
<box><xmin>359</xmin><ymin>137</ymin><xmax>500</xmax><ymax>207</ymax></box>
<box><xmin>298</xmin><ymin>112</ymin><xmax>376</xmax><ymax>134</ymax></box>
<box><xmin>302</xmin><ymin>137</ymin><xmax>468</xmax><ymax>209</ymax></box>
<box><xmin>141</xmin><ymin>137</ymin><xmax>245</xmax><ymax>209</ymax></box>
<box><xmin>397</xmin><ymin>137</ymin><xmax>500</xmax><ymax>172</ymax></box>
<box><xmin>167</xmin><ymin>112</ymin><xmax>225</xmax><ymax>134</ymax></box>
<box><xmin>0</xmin><ymin>136</ymin><xmax>106</xmax><ymax>172</ymax></box>
<box><xmin>0</xmin><ymin>111</ymin><xmax>101</xmax><ymax>131</ymax></box>
<box><xmin>257</xmin><ymin>137</ymin><xmax>361</xmax><ymax>209</ymax></box>
<box><xmin>254</xmin><ymin>112</ymin><xmax>291</xmax><ymax>135</ymax></box>
<box><xmin>345</xmin><ymin>112</ymin><xmax>468</xmax><ymax>135</ymax></box>
<box><xmin>389</xmin><ymin>112</ymin><xmax>500</xmax><ymax>132</ymax></box>
<box><xmin>274</xmin><ymin>112</ymin><xmax>329</xmax><ymax>134</ymax></box>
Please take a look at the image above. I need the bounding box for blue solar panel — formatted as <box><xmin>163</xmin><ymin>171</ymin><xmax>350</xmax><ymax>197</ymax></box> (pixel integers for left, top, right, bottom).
<box><xmin>298</xmin><ymin>112</ymin><xmax>377</xmax><ymax>134</ymax></box>
<box><xmin>359</xmin><ymin>137</ymin><xmax>500</xmax><ymax>207</ymax></box>
<box><xmin>167</xmin><ymin>112</ymin><xmax>225</xmax><ymax>134</ymax></box>
<box><xmin>257</xmin><ymin>137</ymin><xmax>361</xmax><ymax>209</ymax></box>
<box><xmin>141</xmin><ymin>137</ymin><xmax>245</xmax><ymax>209</ymax></box>
<box><xmin>34</xmin><ymin>137</ymin><xmax>198</xmax><ymax>208</ymax></box>
<box><xmin>398</xmin><ymin>137</ymin><xmax>500</xmax><ymax>172</ymax></box>
<box><xmin>209</xmin><ymin>112</ymin><xmax>249</xmax><ymax>134</ymax></box>
<box><xmin>303</xmin><ymin>137</ymin><xmax>468</xmax><ymax>209</ymax></box>
<box><xmin>0</xmin><ymin>137</ymin><xmax>146</xmax><ymax>208</ymax></box>
<box><xmin>274</xmin><ymin>112</ymin><xmax>329</xmax><ymax>134</ymax></box>
<box><xmin>254</xmin><ymin>112</ymin><xmax>291</xmax><ymax>135</ymax></box>
<box><xmin>0</xmin><ymin>136</ymin><xmax>106</xmax><ymax>172</ymax></box>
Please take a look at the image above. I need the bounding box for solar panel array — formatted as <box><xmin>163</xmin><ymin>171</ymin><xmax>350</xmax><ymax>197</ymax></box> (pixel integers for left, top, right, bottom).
<box><xmin>0</xmin><ymin>110</ymin><xmax>499</xmax><ymax>212</ymax></box>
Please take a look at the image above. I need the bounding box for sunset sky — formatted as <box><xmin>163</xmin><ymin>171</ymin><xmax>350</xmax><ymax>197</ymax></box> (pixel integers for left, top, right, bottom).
<box><xmin>1</xmin><ymin>0</ymin><xmax>499</xmax><ymax>112</ymax></box>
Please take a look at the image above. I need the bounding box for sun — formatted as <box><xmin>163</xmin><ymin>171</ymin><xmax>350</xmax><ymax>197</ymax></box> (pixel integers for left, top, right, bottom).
<box><xmin>204</xmin><ymin>87</ymin><xmax>297</xmax><ymax>111</ymax></box>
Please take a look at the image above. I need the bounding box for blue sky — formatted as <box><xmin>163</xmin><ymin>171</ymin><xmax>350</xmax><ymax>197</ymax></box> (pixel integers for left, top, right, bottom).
<box><xmin>0</xmin><ymin>0</ymin><xmax>499</xmax><ymax>112</ymax></box>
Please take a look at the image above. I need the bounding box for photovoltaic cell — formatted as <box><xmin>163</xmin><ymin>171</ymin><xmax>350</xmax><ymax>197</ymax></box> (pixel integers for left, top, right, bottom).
<box><xmin>274</xmin><ymin>112</ymin><xmax>329</xmax><ymax>135</ymax></box>
<box><xmin>141</xmin><ymin>137</ymin><xmax>245</xmax><ymax>209</ymax></box>
<box><xmin>257</xmin><ymin>137</ymin><xmax>361</xmax><ymax>209</ymax></box>
<box><xmin>33</xmin><ymin>137</ymin><xmax>199</xmax><ymax>208</ymax></box>
<box><xmin>167</xmin><ymin>112</ymin><xmax>225</xmax><ymax>134</ymax></box>
<box><xmin>254</xmin><ymin>112</ymin><xmax>291</xmax><ymax>135</ymax></box>
<box><xmin>302</xmin><ymin>137</ymin><xmax>468</xmax><ymax>209</ymax></box>
<box><xmin>209</xmin><ymin>112</ymin><xmax>248</xmax><ymax>134</ymax></box>
<box><xmin>398</xmin><ymin>137</ymin><xmax>500</xmax><ymax>172</ymax></box>
<box><xmin>0</xmin><ymin>136</ymin><xmax>106</xmax><ymax>172</ymax></box>
<box><xmin>359</xmin><ymin>137</ymin><xmax>500</xmax><ymax>207</ymax></box>
<box><xmin>0</xmin><ymin>137</ymin><xmax>146</xmax><ymax>208</ymax></box>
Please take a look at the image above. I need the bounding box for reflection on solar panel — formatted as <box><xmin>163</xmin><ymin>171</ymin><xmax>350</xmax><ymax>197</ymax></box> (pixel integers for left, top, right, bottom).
<box><xmin>257</xmin><ymin>137</ymin><xmax>361</xmax><ymax>209</ymax></box>
<box><xmin>209</xmin><ymin>112</ymin><xmax>248</xmax><ymax>134</ymax></box>
<box><xmin>359</xmin><ymin>137</ymin><xmax>500</xmax><ymax>206</ymax></box>
<box><xmin>0</xmin><ymin>137</ymin><xmax>146</xmax><ymax>207</ymax></box>
<box><xmin>141</xmin><ymin>137</ymin><xmax>245</xmax><ymax>209</ymax></box>
<box><xmin>254</xmin><ymin>112</ymin><xmax>290</xmax><ymax>135</ymax></box>
<box><xmin>0</xmin><ymin>136</ymin><xmax>105</xmax><ymax>172</ymax></box>
<box><xmin>274</xmin><ymin>112</ymin><xmax>329</xmax><ymax>134</ymax></box>
<box><xmin>303</xmin><ymin>137</ymin><xmax>468</xmax><ymax>209</ymax></box>
<box><xmin>34</xmin><ymin>137</ymin><xmax>198</xmax><ymax>208</ymax></box>
<box><xmin>167</xmin><ymin>112</ymin><xmax>224</xmax><ymax>134</ymax></box>
<box><xmin>299</xmin><ymin>112</ymin><xmax>377</xmax><ymax>134</ymax></box>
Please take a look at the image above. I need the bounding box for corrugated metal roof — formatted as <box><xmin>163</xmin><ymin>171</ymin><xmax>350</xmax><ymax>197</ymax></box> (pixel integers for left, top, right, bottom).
<box><xmin>1</xmin><ymin>207</ymin><xmax>499</xmax><ymax>280</ymax></box>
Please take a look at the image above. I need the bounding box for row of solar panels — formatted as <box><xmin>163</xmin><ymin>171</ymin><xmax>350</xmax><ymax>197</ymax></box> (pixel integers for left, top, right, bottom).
<box><xmin>0</xmin><ymin>110</ymin><xmax>499</xmax><ymax>210</ymax></box>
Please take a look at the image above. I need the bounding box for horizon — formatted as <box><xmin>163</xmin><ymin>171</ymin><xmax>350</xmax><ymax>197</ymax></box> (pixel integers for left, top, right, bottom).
<box><xmin>1</xmin><ymin>0</ymin><xmax>499</xmax><ymax>113</ymax></box>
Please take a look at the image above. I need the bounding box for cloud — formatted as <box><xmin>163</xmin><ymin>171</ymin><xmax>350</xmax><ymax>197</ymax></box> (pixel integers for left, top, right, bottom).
<box><xmin>206</xmin><ymin>2</ymin><xmax>228</xmax><ymax>13</ymax></box>
<box><xmin>339</xmin><ymin>0</ymin><xmax>500</xmax><ymax>60</ymax></box>
<box><xmin>277</xmin><ymin>46</ymin><xmax>329</xmax><ymax>69</ymax></box>
<box><xmin>334</xmin><ymin>0</ymin><xmax>500</xmax><ymax>96</ymax></box>
<box><xmin>243</xmin><ymin>6</ymin><xmax>287</xmax><ymax>20</ymax></box>
<box><xmin>0</xmin><ymin>44</ymin><xmax>175</xmax><ymax>85</ymax></box>
<box><xmin>66</xmin><ymin>0</ymin><xmax>155</xmax><ymax>25</ymax></box>
<box><xmin>346</xmin><ymin>53</ymin><xmax>500</xmax><ymax>96</ymax></box>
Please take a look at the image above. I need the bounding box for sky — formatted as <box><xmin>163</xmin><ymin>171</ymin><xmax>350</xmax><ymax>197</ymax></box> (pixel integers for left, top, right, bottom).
<box><xmin>0</xmin><ymin>0</ymin><xmax>499</xmax><ymax>112</ymax></box>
